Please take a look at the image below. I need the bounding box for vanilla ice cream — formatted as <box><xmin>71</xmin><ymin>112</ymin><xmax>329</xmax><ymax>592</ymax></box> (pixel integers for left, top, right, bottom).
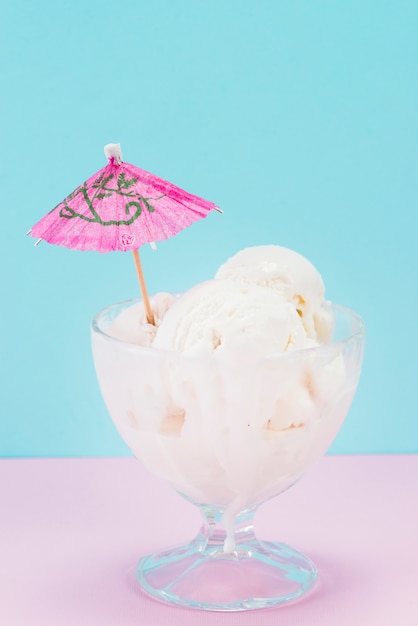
<box><xmin>153</xmin><ymin>279</ymin><xmax>312</xmax><ymax>357</ymax></box>
<box><xmin>216</xmin><ymin>245</ymin><xmax>333</xmax><ymax>342</ymax></box>
<box><xmin>92</xmin><ymin>245</ymin><xmax>365</xmax><ymax>552</ymax></box>
<box><xmin>107</xmin><ymin>291</ymin><xmax>175</xmax><ymax>347</ymax></box>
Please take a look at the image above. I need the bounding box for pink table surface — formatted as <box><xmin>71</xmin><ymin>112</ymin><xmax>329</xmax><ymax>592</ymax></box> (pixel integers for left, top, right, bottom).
<box><xmin>1</xmin><ymin>455</ymin><xmax>417</xmax><ymax>626</ymax></box>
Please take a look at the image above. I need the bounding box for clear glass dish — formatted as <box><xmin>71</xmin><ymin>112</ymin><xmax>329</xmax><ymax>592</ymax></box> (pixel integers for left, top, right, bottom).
<box><xmin>92</xmin><ymin>298</ymin><xmax>365</xmax><ymax>611</ymax></box>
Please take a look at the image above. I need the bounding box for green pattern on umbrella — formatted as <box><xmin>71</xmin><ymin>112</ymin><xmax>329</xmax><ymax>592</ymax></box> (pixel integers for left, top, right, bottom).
<box><xmin>56</xmin><ymin>173</ymin><xmax>165</xmax><ymax>227</ymax></box>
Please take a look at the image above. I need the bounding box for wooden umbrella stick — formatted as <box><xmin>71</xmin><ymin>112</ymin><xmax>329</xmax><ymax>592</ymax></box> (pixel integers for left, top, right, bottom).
<box><xmin>132</xmin><ymin>249</ymin><xmax>155</xmax><ymax>325</ymax></box>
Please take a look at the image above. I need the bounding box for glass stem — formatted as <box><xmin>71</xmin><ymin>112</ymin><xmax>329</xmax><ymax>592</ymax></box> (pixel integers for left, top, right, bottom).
<box><xmin>197</xmin><ymin>504</ymin><xmax>257</xmax><ymax>555</ymax></box>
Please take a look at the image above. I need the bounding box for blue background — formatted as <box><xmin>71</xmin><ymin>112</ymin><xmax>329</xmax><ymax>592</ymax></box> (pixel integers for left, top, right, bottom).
<box><xmin>1</xmin><ymin>0</ymin><xmax>417</xmax><ymax>457</ymax></box>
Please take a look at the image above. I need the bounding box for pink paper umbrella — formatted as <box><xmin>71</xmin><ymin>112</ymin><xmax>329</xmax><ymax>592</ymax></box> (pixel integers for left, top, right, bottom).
<box><xmin>29</xmin><ymin>144</ymin><xmax>220</xmax><ymax>323</ymax></box>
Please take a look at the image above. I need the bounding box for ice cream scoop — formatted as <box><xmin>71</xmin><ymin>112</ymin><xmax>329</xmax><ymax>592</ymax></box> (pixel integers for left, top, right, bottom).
<box><xmin>215</xmin><ymin>245</ymin><xmax>332</xmax><ymax>341</ymax></box>
<box><xmin>153</xmin><ymin>279</ymin><xmax>312</xmax><ymax>357</ymax></box>
<box><xmin>107</xmin><ymin>292</ymin><xmax>175</xmax><ymax>347</ymax></box>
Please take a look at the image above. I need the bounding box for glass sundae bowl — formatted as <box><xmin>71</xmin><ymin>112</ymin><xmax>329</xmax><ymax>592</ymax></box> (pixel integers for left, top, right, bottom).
<box><xmin>91</xmin><ymin>298</ymin><xmax>365</xmax><ymax>611</ymax></box>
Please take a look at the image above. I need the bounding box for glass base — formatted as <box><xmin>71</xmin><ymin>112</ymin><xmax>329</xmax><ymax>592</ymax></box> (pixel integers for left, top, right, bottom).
<box><xmin>136</xmin><ymin>507</ymin><xmax>317</xmax><ymax>611</ymax></box>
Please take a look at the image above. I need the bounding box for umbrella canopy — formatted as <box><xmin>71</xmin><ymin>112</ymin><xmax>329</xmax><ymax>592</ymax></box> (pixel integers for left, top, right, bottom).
<box><xmin>29</xmin><ymin>144</ymin><xmax>220</xmax><ymax>324</ymax></box>
<box><xmin>30</xmin><ymin>144</ymin><xmax>218</xmax><ymax>253</ymax></box>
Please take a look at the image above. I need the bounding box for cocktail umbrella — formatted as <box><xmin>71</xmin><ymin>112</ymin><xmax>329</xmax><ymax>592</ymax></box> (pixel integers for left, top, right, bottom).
<box><xmin>29</xmin><ymin>144</ymin><xmax>220</xmax><ymax>324</ymax></box>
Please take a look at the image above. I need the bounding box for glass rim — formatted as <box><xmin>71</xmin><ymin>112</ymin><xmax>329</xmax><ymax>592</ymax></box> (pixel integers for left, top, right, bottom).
<box><xmin>91</xmin><ymin>297</ymin><xmax>365</xmax><ymax>361</ymax></box>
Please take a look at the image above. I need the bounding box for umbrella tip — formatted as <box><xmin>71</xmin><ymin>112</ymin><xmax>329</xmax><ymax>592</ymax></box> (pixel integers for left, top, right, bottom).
<box><xmin>104</xmin><ymin>143</ymin><xmax>123</xmax><ymax>165</ymax></box>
